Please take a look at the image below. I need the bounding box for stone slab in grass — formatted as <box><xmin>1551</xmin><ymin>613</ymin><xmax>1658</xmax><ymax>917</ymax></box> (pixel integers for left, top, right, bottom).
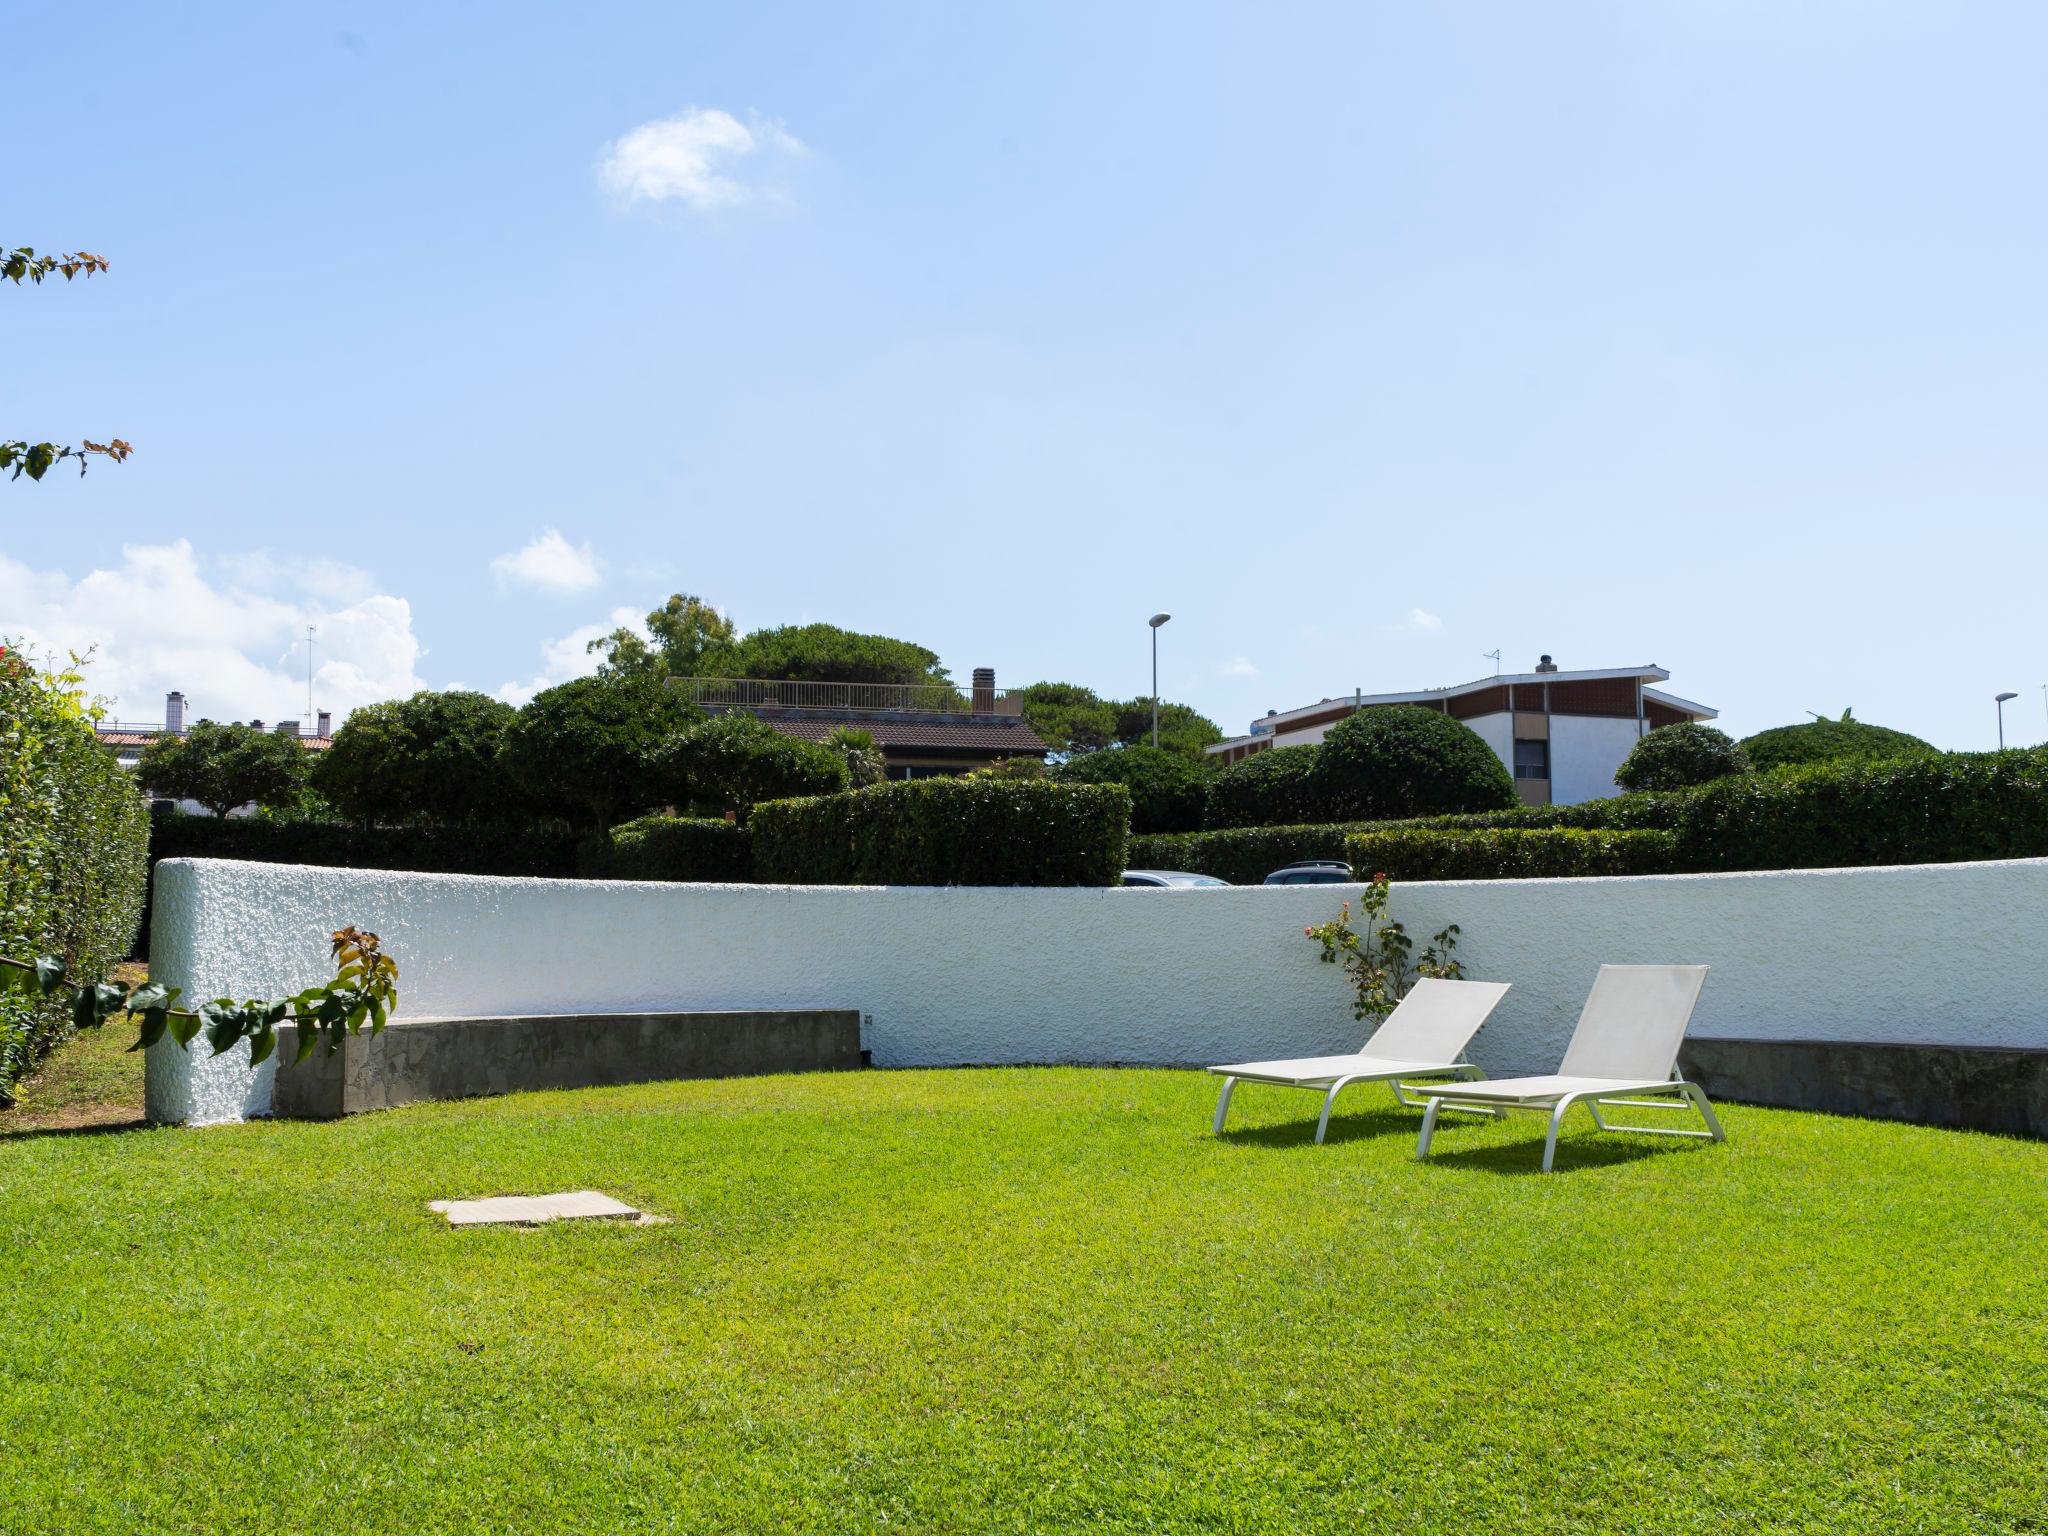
<box><xmin>428</xmin><ymin>1190</ymin><xmax>646</xmax><ymax>1227</ymax></box>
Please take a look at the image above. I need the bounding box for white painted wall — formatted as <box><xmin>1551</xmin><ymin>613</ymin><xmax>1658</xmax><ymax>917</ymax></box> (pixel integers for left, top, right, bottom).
<box><xmin>1549</xmin><ymin>714</ymin><xmax>1641</xmax><ymax>804</ymax></box>
<box><xmin>145</xmin><ymin>856</ymin><xmax>2048</xmax><ymax>1125</ymax></box>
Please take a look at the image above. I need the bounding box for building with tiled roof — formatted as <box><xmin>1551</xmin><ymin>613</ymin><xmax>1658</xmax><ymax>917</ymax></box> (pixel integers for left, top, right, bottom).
<box><xmin>674</xmin><ymin>668</ymin><xmax>1048</xmax><ymax>778</ymax></box>
<box><xmin>1206</xmin><ymin>655</ymin><xmax>1718</xmax><ymax>806</ymax></box>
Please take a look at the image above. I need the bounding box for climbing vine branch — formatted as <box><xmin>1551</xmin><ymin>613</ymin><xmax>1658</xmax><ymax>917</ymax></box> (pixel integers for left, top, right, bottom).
<box><xmin>0</xmin><ymin>926</ymin><xmax>399</xmax><ymax>1066</ymax></box>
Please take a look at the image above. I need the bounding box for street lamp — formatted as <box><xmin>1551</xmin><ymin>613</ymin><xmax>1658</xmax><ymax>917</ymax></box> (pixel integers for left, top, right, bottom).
<box><xmin>1148</xmin><ymin>614</ymin><xmax>1171</xmax><ymax>748</ymax></box>
<box><xmin>1996</xmin><ymin>691</ymin><xmax>2018</xmax><ymax>750</ymax></box>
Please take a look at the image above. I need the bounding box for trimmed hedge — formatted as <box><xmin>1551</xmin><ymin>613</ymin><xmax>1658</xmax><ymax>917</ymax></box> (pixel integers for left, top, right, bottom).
<box><xmin>1203</xmin><ymin>746</ymin><xmax>1323</xmax><ymax>830</ymax></box>
<box><xmin>1344</xmin><ymin>827</ymin><xmax>1682</xmax><ymax>881</ymax></box>
<box><xmin>1130</xmin><ymin>822</ymin><xmax>1370</xmax><ymax>886</ymax></box>
<box><xmin>752</xmin><ymin>778</ymin><xmax>1130</xmax><ymax>887</ymax></box>
<box><xmin>1310</xmin><ymin>704</ymin><xmax>1518</xmax><ymax>821</ymax></box>
<box><xmin>148</xmin><ymin>811</ymin><xmax>584</xmax><ymax>879</ymax></box>
<box><xmin>2</xmin><ymin>662</ymin><xmax>151</xmax><ymax>1101</ymax></box>
<box><xmin>1673</xmin><ymin>749</ymin><xmax>2048</xmax><ymax>871</ymax></box>
<box><xmin>1052</xmin><ymin>745</ymin><xmax>1207</xmax><ymax>834</ymax></box>
<box><xmin>582</xmin><ymin>816</ymin><xmax>754</xmax><ymax>882</ymax></box>
<box><xmin>1740</xmin><ymin>715</ymin><xmax>1936</xmax><ymax>772</ymax></box>
<box><xmin>1614</xmin><ymin>723</ymin><xmax>1750</xmax><ymax>792</ymax></box>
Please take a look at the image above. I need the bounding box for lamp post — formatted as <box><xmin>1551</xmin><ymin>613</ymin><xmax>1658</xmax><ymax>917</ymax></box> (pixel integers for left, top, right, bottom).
<box><xmin>1148</xmin><ymin>613</ymin><xmax>1171</xmax><ymax>748</ymax></box>
<box><xmin>1996</xmin><ymin>691</ymin><xmax>2018</xmax><ymax>750</ymax></box>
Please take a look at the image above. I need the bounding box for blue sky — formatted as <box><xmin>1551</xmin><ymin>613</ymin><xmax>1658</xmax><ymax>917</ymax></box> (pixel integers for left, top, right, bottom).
<box><xmin>5</xmin><ymin>1</ymin><xmax>2045</xmax><ymax>748</ymax></box>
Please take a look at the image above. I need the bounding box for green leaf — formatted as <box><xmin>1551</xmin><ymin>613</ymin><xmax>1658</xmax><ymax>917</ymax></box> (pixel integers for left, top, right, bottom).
<box><xmin>126</xmin><ymin>982</ymin><xmax>177</xmax><ymax>1014</ymax></box>
<box><xmin>249</xmin><ymin>1024</ymin><xmax>277</xmax><ymax>1066</ymax></box>
<box><xmin>168</xmin><ymin>1009</ymin><xmax>203</xmax><ymax>1047</ymax></box>
<box><xmin>34</xmin><ymin>955</ymin><xmax>67</xmax><ymax>995</ymax></box>
<box><xmin>131</xmin><ymin>1008</ymin><xmax>170</xmax><ymax>1052</ymax></box>
<box><xmin>294</xmin><ymin>1024</ymin><xmax>321</xmax><ymax>1064</ymax></box>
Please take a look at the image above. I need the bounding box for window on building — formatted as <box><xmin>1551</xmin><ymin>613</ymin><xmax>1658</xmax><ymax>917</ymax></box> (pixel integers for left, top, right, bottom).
<box><xmin>1513</xmin><ymin>738</ymin><xmax>1549</xmax><ymax>780</ymax></box>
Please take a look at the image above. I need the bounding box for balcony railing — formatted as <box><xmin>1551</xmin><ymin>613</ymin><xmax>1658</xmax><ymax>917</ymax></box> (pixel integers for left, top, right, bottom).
<box><xmin>672</xmin><ymin>677</ymin><xmax>1016</xmax><ymax>715</ymax></box>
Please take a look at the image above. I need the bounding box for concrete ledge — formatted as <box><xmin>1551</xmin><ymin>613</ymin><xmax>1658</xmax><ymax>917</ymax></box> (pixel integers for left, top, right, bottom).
<box><xmin>1680</xmin><ymin>1037</ymin><xmax>2048</xmax><ymax>1139</ymax></box>
<box><xmin>271</xmin><ymin>1009</ymin><xmax>863</xmax><ymax>1119</ymax></box>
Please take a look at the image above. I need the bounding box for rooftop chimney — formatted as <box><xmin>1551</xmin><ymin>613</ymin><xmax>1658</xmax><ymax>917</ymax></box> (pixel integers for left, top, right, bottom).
<box><xmin>316</xmin><ymin>710</ymin><xmax>332</xmax><ymax>737</ymax></box>
<box><xmin>250</xmin><ymin>719</ymin><xmax>266</xmax><ymax>731</ymax></box>
<box><xmin>275</xmin><ymin>719</ymin><xmax>300</xmax><ymax>738</ymax></box>
<box><xmin>164</xmin><ymin>691</ymin><xmax>186</xmax><ymax>733</ymax></box>
<box><xmin>971</xmin><ymin>666</ymin><xmax>995</xmax><ymax>713</ymax></box>
<box><xmin>1535</xmin><ymin>654</ymin><xmax>1559</xmax><ymax>674</ymax></box>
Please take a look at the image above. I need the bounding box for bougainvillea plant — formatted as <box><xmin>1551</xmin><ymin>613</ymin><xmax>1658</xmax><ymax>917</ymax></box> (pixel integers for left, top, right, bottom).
<box><xmin>0</xmin><ymin>926</ymin><xmax>399</xmax><ymax>1066</ymax></box>
<box><xmin>1304</xmin><ymin>872</ymin><xmax>1463</xmax><ymax>1020</ymax></box>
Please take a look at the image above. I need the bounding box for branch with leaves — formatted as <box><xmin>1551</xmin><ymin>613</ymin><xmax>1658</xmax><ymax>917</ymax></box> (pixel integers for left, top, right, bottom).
<box><xmin>2</xmin><ymin>438</ymin><xmax>133</xmax><ymax>481</ymax></box>
<box><xmin>5</xmin><ymin>243</ymin><xmax>130</xmax><ymax>482</ymax></box>
<box><xmin>1304</xmin><ymin>876</ymin><xmax>1463</xmax><ymax>1020</ymax></box>
<box><xmin>0</xmin><ymin>926</ymin><xmax>399</xmax><ymax>1067</ymax></box>
<box><xmin>3</xmin><ymin>247</ymin><xmax>108</xmax><ymax>284</ymax></box>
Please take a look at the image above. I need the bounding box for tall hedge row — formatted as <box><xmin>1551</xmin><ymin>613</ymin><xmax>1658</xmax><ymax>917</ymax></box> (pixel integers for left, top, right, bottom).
<box><xmin>1</xmin><ymin>661</ymin><xmax>151</xmax><ymax>1101</ymax></box>
<box><xmin>1344</xmin><ymin>827</ymin><xmax>1682</xmax><ymax>881</ymax></box>
<box><xmin>582</xmin><ymin>815</ymin><xmax>754</xmax><ymax>882</ymax></box>
<box><xmin>752</xmin><ymin>778</ymin><xmax>1130</xmax><ymax>886</ymax></box>
<box><xmin>1133</xmin><ymin>749</ymin><xmax>2048</xmax><ymax>881</ymax></box>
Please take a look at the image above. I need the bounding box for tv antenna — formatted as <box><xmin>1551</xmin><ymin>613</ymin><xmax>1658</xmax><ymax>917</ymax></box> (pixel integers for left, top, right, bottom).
<box><xmin>305</xmin><ymin>624</ymin><xmax>316</xmax><ymax>724</ymax></box>
<box><xmin>1483</xmin><ymin>649</ymin><xmax>1501</xmax><ymax>676</ymax></box>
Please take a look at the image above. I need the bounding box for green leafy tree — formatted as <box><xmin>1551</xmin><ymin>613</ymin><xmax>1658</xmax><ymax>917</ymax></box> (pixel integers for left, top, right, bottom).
<box><xmin>499</xmin><ymin>675</ymin><xmax>700</xmax><ymax>832</ymax></box>
<box><xmin>1616</xmin><ymin>723</ymin><xmax>1751</xmax><ymax>792</ymax></box>
<box><xmin>136</xmin><ymin>721</ymin><xmax>308</xmax><ymax>819</ymax></box>
<box><xmin>1015</xmin><ymin>681</ymin><xmax>1119</xmax><ymax>757</ymax></box>
<box><xmin>588</xmin><ymin>591</ymin><xmax>739</xmax><ymax>680</ymax></box>
<box><xmin>4</xmin><ymin>245</ymin><xmax>131</xmax><ymax>481</ymax></box>
<box><xmin>315</xmin><ymin>690</ymin><xmax>519</xmax><ymax>825</ymax></box>
<box><xmin>1309</xmin><ymin>705</ymin><xmax>1517</xmax><ymax>822</ymax></box>
<box><xmin>717</xmin><ymin>623</ymin><xmax>951</xmax><ymax>688</ymax></box>
<box><xmin>649</xmin><ymin>713</ymin><xmax>849</xmax><ymax>818</ymax></box>
<box><xmin>1053</xmin><ymin>744</ymin><xmax>1207</xmax><ymax>834</ymax></box>
<box><xmin>1740</xmin><ymin>710</ymin><xmax>1937</xmax><ymax>772</ymax></box>
<box><xmin>824</xmin><ymin>724</ymin><xmax>887</xmax><ymax>788</ymax></box>
<box><xmin>1110</xmin><ymin>698</ymin><xmax>1224</xmax><ymax>761</ymax></box>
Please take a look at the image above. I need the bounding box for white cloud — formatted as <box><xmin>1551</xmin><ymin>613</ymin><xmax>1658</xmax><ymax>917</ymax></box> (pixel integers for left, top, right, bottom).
<box><xmin>490</xmin><ymin>529</ymin><xmax>604</xmax><ymax>593</ymax></box>
<box><xmin>494</xmin><ymin>607</ymin><xmax>647</xmax><ymax>707</ymax></box>
<box><xmin>1215</xmin><ymin>655</ymin><xmax>1259</xmax><ymax>679</ymax></box>
<box><xmin>599</xmin><ymin>107</ymin><xmax>808</xmax><ymax>212</ymax></box>
<box><xmin>0</xmin><ymin>540</ymin><xmax>427</xmax><ymax>726</ymax></box>
<box><xmin>1396</xmin><ymin>608</ymin><xmax>1443</xmax><ymax>632</ymax></box>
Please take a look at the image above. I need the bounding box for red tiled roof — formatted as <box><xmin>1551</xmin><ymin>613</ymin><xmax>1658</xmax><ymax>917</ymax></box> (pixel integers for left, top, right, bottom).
<box><xmin>95</xmin><ymin>729</ymin><xmax>332</xmax><ymax>750</ymax></box>
<box><xmin>756</xmin><ymin>715</ymin><xmax>1048</xmax><ymax>754</ymax></box>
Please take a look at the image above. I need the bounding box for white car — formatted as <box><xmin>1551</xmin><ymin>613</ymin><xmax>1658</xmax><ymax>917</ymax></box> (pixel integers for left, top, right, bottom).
<box><xmin>1121</xmin><ymin>869</ymin><xmax>1229</xmax><ymax>888</ymax></box>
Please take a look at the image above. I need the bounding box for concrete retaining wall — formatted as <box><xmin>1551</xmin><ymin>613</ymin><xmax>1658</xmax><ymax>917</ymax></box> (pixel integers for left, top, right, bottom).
<box><xmin>270</xmin><ymin>1009</ymin><xmax>862</xmax><ymax>1119</ymax></box>
<box><xmin>145</xmin><ymin>856</ymin><xmax>2048</xmax><ymax>1127</ymax></box>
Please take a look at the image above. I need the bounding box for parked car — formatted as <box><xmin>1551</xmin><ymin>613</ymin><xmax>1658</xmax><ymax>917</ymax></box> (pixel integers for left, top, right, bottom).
<box><xmin>1121</xmin><ymin>869</ymin><xmax>1230</xmax><ymax>888</ymax></box>
<box><xmin>1262</xmin><ymin>860</ymin><xmax>1353</xmax><ymax>886</ymax></box>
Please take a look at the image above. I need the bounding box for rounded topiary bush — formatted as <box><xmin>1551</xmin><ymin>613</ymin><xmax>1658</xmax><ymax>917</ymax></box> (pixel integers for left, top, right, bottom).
<box><xmin>1739</xmin><ymin>712</ymin><xmax>1937</xmax><ymax>772</ymax></box>
<box><xmin>1615</xmin><ymin>722</ymin><xmax>1751</xmax><ymax>792</ymax></box>
<box><xmin>1204</xmin><ymin>744</ymin><xmax>1323</xmax><ymax>829</ymax></box>
<box><xmin>1052</xmin><ymin>745</ymin><xmax>1207</xmax><ymax>834</ymax></box>
<box><xmin>1308</xmin><ymin>705</ymin><xmax>1517</xmax><ymax>822</ymax></box>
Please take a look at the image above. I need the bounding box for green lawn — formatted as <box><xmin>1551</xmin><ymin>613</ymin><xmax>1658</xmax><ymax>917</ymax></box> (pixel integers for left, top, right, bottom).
<box><xmin>3</xmin><ymin>1067</ymin><xmax>2045</xmax><ymax>1534</ymax></box>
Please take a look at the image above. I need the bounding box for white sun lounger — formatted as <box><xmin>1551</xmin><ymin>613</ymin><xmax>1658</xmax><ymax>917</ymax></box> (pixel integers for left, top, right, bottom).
<box><xmin>1411</xmin><ymin>964</ymin><xmax>1724</xmax><ymax>1172</ymax></box>
<box><xmin>1209</xmin><ymin>977</ymin><xmax>1513</xmax><ymax>1144</ymax></box>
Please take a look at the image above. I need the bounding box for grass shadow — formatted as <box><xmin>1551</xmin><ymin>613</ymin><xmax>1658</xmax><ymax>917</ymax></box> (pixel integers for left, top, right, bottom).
<box><xmin>1218</xmin><ymin>1104</ymin><xmax>1444</xmax><ymax>1149</ymax></box>
<box><xmin>0</xmin><ymin>1115</ymin><xmax>153</xmax><ymax>1144</ymax></box>
<box><xmin>1418</xmin><ymin>1129</ymin><xmax>1719</xmax><ymax>1176</ymax></box>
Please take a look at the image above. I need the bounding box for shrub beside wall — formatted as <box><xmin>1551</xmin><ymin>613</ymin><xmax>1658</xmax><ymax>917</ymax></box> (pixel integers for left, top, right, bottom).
<box><xmin>581</xmin><ymin>815</ymin><xmax>754</xmax><ymax>882</ymax></box>
<box><xmin>1130</xmin><ymin>822</ymin><xmax>1369</xmax><ymax>885</ymax></box>
<box><xmin>1</xmin><ymin>662</ymin><xmax>151</xmax><ymax>1100</ymax></box>
<box><xmin>148</xmin><ymin>812</ymin><xmax>584</xmax><ymax>879</ymax></box>
<box><xmin>753</xmin><ymin>778</ymin><xmax>1130</xmax><ymax>886</ymax></box>
<box><xmin>1344</xmin><ymin>827</ymin><xmax>1682</xmax><ymax>881</ymax></box>
<box><xmin>1674</xmin><ymin>749</ymin><xmax>2048</xmax><ymax>871</ymax></box>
